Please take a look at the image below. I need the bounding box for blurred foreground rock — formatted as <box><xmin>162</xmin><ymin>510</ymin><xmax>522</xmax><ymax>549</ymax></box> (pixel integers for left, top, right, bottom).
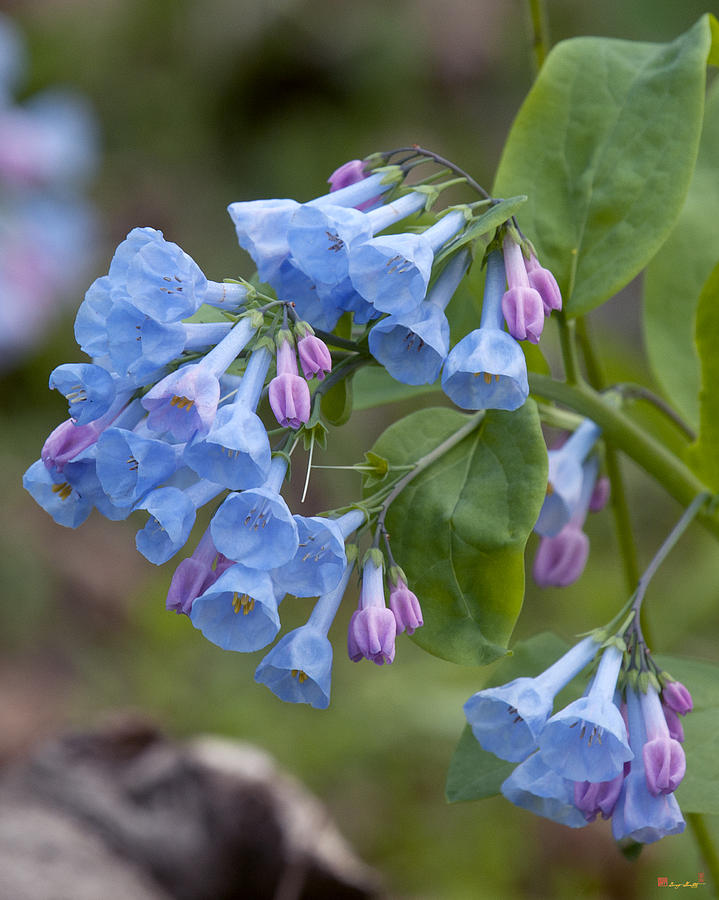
<box><xmin>0</xmin><ymin>718</ymin><xmax>383</xmax><ymax>900</ymax></box>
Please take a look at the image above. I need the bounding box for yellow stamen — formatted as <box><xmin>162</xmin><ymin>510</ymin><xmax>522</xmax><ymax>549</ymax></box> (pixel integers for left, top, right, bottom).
<box><xmin>232</xmin><ymin>592</ymin><xmax>255</xmax><ymax>615</ymax></box>
<box><xmin>51</xmin><ymin>482</ymin><xmax>73</xmax><ymax>501</ymax></box>
<box><xmin>291</xmin><ymin>669</ymin><xmax>308</xmax><ymax>683</ymax></box>
<box><xmin>483</xmin><ymin>372</ymin><xmax>493</xmax><ymax>385</ymax></box>
<box><xmin>171</xmin><ymin>395</ymin><xmax>194</xmax><ymax>410</ymax></box>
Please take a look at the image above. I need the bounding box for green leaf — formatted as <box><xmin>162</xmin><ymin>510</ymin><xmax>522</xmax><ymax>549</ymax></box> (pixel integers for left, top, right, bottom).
<box><xmin>369</xmin><ymin>403</ymin><xmax>547</xmax><ymax>665</ymax></box>
<box><xmin>446</xmin><ymin>726</ymin><xmax>515</xmax><ymax>803</ymax></box>
<box><xmin>685</xmin><ymin>260</ymin><xmax>719</xmax><ymax>487</ymax></box>
<box><xmin>446</xmin><ymin>632</ymin><xmax>571</xmax><ymax>803</ymax></box>
<box><xmin>644</xmin><ymin>78</ymin><xmax>719</xmax><ymax>428</ymax></box>
<box><xmin>656</xmin><ymin>654</ymin><xmax>719</xmax><ymax>815</ymax></box>
<box><xmin>494</xmin><ymin>15</ymin><xmax>717</xmax><ymax>317</ymax></box>
<box><xmin>435</xmin><ymin>196</ymin><xmax>527</xmax><ymax>265</ymax></box>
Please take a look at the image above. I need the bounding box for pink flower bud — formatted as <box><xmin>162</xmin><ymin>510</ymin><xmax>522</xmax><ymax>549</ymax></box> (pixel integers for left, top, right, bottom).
<box><xmin>662</xmin><ymin>681</ymin><xmax>693</xmax><ymax>715</ymax></box>
<box><xmin>297</xmin><ymin>334</ymin><xmax>332</xmax><ymax>381</ymax></box>
<box><xmin>662</xmin><ymin>704</ymin><xmax>685</xmax><ymax>742</ymax></box>
<box><xmin>328</xmin><ymin>159</ymin><xmax>367</xmax><ymax>191</ymax></box>
<box><xmin>347</xmin><ymin>607</ymin><xmax>396</xmax><ymax>665</ymax></box>
<box><xmin>269</xmin><ymin>374</ymin><xmax>311</xmax><ymax>429</ymax></box>
<box><xmin>532</xmin><ymin>524</ymin><xmax>589</xmax><ymax>587</ymax></box>
<box><xmin>501</xmin><ymin>286</ymin><xmax>544</xmax><ymax>343</ymax></box>
<box><xmin>41</xmin><ymin>417</ymin><xmax>105</xmax><ymax>472</ymax></box>
<box><xmin>643</xmin><ymin>737</ymin><xmax>686</xmax><ymax>796</ymax></box>
<box><xmin>388</xmin><ymin>579</ymin><xmax>423</xmax><ymax>635</ymax></box>
<box><xmin>588</xmin><ymin>476</ymin><xmax>610</xmax><ymax>512</ymax></box>
<box><xmin>269</xmin><ymin>337</ymin><xmax>311</xmax><ymax>429</ymax></box>
<box><xmin>328</xmin><ymin>159</ymin><xmax>378</xmax><ymax>211</ymax></box>
<box><xmin>526</xmin><ymin>253</ymin><xmax>562</xmax><ymax>314</ymax></box>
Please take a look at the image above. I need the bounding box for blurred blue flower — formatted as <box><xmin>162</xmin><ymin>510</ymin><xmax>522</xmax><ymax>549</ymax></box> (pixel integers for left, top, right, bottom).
<box><xmin>501</xmin><ymin>752</ymin><xmax>588</xmax><ymax>828</ymax></box>
<box><xmin>539</xmin><ymin>645</ymin><xmax>633</xmax><ymax>782</ymax></box>
<box><xmin>534</xmin><ymin>419</ymin><xmax>602</xmax><ymax>537</ymax></box>
<box><xmin>464</xmin><ymin>636</ymin><xmax>598</xmax><ymax>762</ymax></box>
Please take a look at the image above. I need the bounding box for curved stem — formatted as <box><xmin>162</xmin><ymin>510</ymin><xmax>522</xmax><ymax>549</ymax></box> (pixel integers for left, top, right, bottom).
<box><xmin>375</xmin><ymin>410</ymin><xmax>485</xmax><ymax>533</ymax></box>
<box><xmin>574</xmin><ymin>317</ymin><xmax>640</xmax><ymax>595</ymax></box>
<box><xmin>613</xmin><ymin>383</ymin><xmax>696</xmax><ymax>442</ymax></box>
<box><xmin>527</xmin><ymin>374</ymin><xmax>719</xmax><ymax>540</ymax></box>
<box><xmin>688</xmin><ymin>813</ymin><xmax>719</xmax><ymax>897</ymax></box>
<box><xmin>556</xmin><ymin>312</ymin><xmax>582</xmax><ymax>385</ymax></box>
<box><xmin>381</xmin><ymin>146</ymin><xmax>492</xmax><ymax>202</ymax></box>
<box><xmin>526</xmin><ymin>0</ymin><xmax>551</xmax><ymax>74</ymax></box>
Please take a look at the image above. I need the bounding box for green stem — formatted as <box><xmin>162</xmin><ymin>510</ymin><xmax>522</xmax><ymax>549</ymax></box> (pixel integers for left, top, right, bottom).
<box><xmin>528</xmin><ymin>374</ymin><xmax>719</xmax><ymax>540</ymax></box>
<box><xmin>575</xmin><ymin>317</ymin><xmax>640</xmax><ymax>594</ymax></box>
<box><xmin>526</xmin><ymin>0</ymin><xmax>551</xmax><ymax>74</ymax></box>
<box><xmin>375</xmin><ymin>410</ymin><xmax>485</xmax><ymax>533</ymax></box>
<box><xmin>688</xmin><ymin>813</ymin><xmax>719</xmax><ymax>897</ymax></box>
<box><xmin>556</xmin><ymin>313</ymin><xmax>582</xmax><ymax>385</ymax></box>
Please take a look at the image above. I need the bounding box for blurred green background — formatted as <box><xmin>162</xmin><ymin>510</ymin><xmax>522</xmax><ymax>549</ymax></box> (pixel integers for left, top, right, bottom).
<box><xmin>2</xmin><ymin>1</ymin><xmax>718</xmax><ymax>897</ymax></box>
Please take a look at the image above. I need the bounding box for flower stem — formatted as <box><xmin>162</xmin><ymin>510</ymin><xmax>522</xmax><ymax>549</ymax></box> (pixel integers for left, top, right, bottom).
<box><xmin>527</xmin><ymin>374</ymin><xmax>719</xmax><ymax>540</ymax></box>
<box><xmin>380</xmin><ymin>146</ymin><xmax>493</xmax><ymax>202</ymax></box>
<box><xmin>556</xmin><ymin>312</ymin><xmax>582</xmax><ymax>385</ymax></box>
<box><xmin>687</xmin><ymin>813</ymin><xmax>719</xmax><ymax>897</ymax></box>
<box><xmin>375</xmin><ymin>410</ymin><xmax>485</xmax><ymax>533</ymax></box>
<box><xmin>574</xmin><ymin>317</ymin><xmax>640</xmax><ymax>594</ymax></box>
<box><xmin>525</xmin><ymin>0</ymin><xmax>551</xmax><ymax>74</ymax></box>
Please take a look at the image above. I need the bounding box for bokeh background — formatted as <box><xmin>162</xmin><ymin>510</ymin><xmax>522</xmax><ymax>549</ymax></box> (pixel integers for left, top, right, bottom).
<box><xmin>2</xmin><ymin>1</ymin><xmax>718</xmax><ymax>897</ymax></box>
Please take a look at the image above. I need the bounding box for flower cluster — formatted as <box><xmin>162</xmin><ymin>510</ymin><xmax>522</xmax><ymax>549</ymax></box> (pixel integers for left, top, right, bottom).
<box><xmin>0</xmin><ymin>13</ymin><xmax>98</xmax><ymax>365</ymax></box>
<box><xmin>465</xmin><ymin>635</ymin><xmax>692</xmax><ymax>843</ymax></box>
<box><xmin>23</xmin><ymin>148</ymin><xmax>563</xmax><ymax>708</ymax></box>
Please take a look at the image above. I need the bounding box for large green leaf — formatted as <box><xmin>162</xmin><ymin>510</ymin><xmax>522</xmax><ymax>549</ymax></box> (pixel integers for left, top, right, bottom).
<box><xmin>494</xmin><ymin>15</ymin><xmax>717</xmax><ymax>317</ymax></box>
<box><xmin>685</xmin><ymin>261</ymin><xmax>719</xmax><ymax>487</ymax></box>
<box><xmin>644</xmin><ymin>79</ymin><xmax>719</xmax><ymax>429</ymax></box>
<box><xmin>368</xmin><ymin>403</ymin><xmax>547</xmax><ymax>665</ymax></box>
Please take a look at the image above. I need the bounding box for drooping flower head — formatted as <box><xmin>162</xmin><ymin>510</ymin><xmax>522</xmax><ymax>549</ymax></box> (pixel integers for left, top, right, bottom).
<box><xmin>388</xmin><ymin>573</ymin><xmax>423</xmax><ymax>635</ymax></box>
<box><xmin>348</xmin><ymin>209</ymin><xmax>467</xmax><ymax>317</ymax></box>
<box><xmin>369</xmin><ymin>249</ymin><xmax>469</xmax><ymax>386</ymax></box>
<box><xmin>538</xmin><ymin>645</ymin><xmax>633</xmax><ymax>783</ymax></box>
<box><xmin>441</xmin><ymin>249</ymin><xmax>528</xmax><ymax>410</ymax></box>
<box><xmin>183</xmin><ymin>345</ymin><xmax>272</xmax><ymax>490</ymax></box>
<box><xmin>210</xmin><ymin>456</ymin><xmax>299</xmax><ymax>570</ymax></box>
<box><xmin>134</xmin><ymin>478</ymin><xmax>224</xmax><ymax>565</ymax></box>
<box><xmin>501</xmin><ymin>752</ymin><xmax>589</xmax><ymax>828</ymax></box>
<box><xmin>190</xmin><ymin>563</ymin><xmax>281</xmax><ymax>653</ymax></box>
<box><xmin>464</xmin><ymin>636</ymin><xmax>599</xmax><ymax>763</ymax></box>
<box><xmin>95</xmin><ymin>424</ymin><xmax>183</xmax><ymax>507</ymax></box>
<box><xmin>255</xmin><ymin>562</ymin><xmax>356</xmax><ymax>709</ymax></box>
<box><xmin>272</xmin><ymin>509</ymin><xmax>364</xmax><ymax>599</ymax></box>
<box><xmin>287</xmin><ymin>190</ymin><xmax>426</xmax><ymax>286</ymax></box>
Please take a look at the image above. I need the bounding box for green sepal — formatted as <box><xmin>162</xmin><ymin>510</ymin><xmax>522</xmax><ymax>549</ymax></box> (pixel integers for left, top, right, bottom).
<box><xmin>361</xmin><ymin>450</ymin><xmax>390</xmax><ymax>488</ymax></box>
<box><xmin>301</xmin><ymin>420</ymin><xmax>328</xmax><ymax>452</ymax></box>
<box><xmin>361</xmin><ymin>547</ymin><xmax>385</xmax><ymax>571</ymax></box>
